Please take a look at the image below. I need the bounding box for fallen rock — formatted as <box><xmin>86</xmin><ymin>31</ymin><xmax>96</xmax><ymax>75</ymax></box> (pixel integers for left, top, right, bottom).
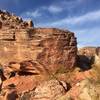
<box><xmin>3</xmin><ymin>60</ymin><xmax>49</xmax><ymax>79</ymax></box>
<box><xmin>2</xmin><ymin>75</ymin><xmax>45</xmax><ymax>94</ymax></box>
<box><xmin>58</xmin><ymin>79</ymin><xmax>100</xmax><ymax>100</ymax></box>
<box><xmin>71</xmin><ymin>69</ymin><xmax>98</xmax><ymax>86</ymax></box>
<box><xmin>3</xmin><ymin>88</ymin><xmax>18</xmax><ymax>100</ymax></box>
<box><xmin>33</xmin><ymin>79</ymin><xmax>66</xmax><ymax>100</ymax></box>
<box><xmin>19</xmin><ymin>60</ymin><xmax>48</xmax><ymax>75</ymax></box>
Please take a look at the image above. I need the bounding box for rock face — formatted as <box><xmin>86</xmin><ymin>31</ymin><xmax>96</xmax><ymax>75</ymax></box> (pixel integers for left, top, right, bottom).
<box><xmin>94</xmin><ymin>47</ymin><xmax>100</xmax><ymax>70</ymax></box>
<box><xmin>0</xmin><ymin>10</ymin><xmax>100</xmax><ymax>100</ymax></box>
<box><xmin>78</xmin><ymin>47</ymin><xmax>96</xmax><ymax>59</ymax></box>
<box><xmin>78</xmin><ymin>47</ymin><xmax>100</xmax><ymax>62</ymax></box>
<box><xmin>33</xmin><ymin>79</ymin><xmax>66</xmax><ymax>100</ymax></box>
<box><xmin>0</xmin><ymin>10</ymin><xmax>32</xmax><ymax>29</ymax></box>
<box><xmin>0</xmin><ymin>10</ymin><xmax>77</xmax><ymax>73</ymax></box>
<box><xmin>2</xmin><ymin>75</ymin><xmax>45</xmax><ymax>94</ymax></box>
<box><xmin>77</xmin><ymin>47</ymin><xmax>100</xmax><ymax>70</ymax></box>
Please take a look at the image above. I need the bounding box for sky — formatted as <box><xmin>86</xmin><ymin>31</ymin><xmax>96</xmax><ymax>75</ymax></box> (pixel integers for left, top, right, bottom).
<box><xmin>0</xmin><ymin>0</ymin><xmax>100</xmax><ymax>47</ymax></box>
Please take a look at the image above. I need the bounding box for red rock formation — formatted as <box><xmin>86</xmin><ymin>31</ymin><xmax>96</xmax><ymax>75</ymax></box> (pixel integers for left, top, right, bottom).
<box><xmin>78</xmin><ymin>47</ymin><xmax>96</xmax><ymax>58</ymax></box>
<box><xmin>0</xmin><ymin>10</ymin><xmax>100</xmax><ymax>100</ymax></box>
<box><xmin>33</xmin><ymin>79</ymin><xmax>66</xmax><ymax>100</ymax></box>
<box><xmin>0</xmin><ymin>10</ymin><xmax>77</xmax><ymax>74</ymax></box>
<box><xmin>78</xmin><ymin>47</ymin><xmax>100</xmax><ymax>69</ymax></box>
<box><xmin>2</xmin><ymin>75</ymin><xmax>44</xmax><ymax>94</ymax></box>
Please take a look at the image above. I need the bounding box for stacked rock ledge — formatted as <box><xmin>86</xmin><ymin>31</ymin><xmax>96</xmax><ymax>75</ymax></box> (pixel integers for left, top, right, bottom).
<box><xmin>0</xmin><ymin>10</ymin><xmax>77</xmax><ymax>74</ymax></box>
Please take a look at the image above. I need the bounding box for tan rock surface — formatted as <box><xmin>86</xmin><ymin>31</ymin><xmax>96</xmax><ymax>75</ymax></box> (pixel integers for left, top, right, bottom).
<box><xmin>0</xmin><ymin>10</ymin><xmax>77</xmax><ymax>74</ymax></box>
<box><xmin>58</xmin><ymin>79</ymin><xmax>100</xmax><ymax>100</ymax></box>
<box><xmin>2</xmin><ymin>10</ymin><xmax>98</xmax><ymax>100</ymax></box>
<box><xmin>33</xmin><ymin>79</ymin><xmax>66</xmax><ymax>100</ymax></box>
<box><xmin>2</xmin><ymin>75</ymin><xmax>45</xmax><ymax>94</ymax></box>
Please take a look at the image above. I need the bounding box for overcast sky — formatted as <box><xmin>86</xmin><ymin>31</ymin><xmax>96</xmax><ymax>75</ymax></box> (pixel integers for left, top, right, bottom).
<box><xmin>0</xmin><ymin>0</ymin><xmax>100</xmax><ymax>47</ymax></box>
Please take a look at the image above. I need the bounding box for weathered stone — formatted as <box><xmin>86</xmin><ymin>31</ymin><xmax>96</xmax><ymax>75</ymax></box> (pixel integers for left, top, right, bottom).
<box><xmin>33</xmin><ymin>79</ymin><xmax>66</xmax><ymax>100</ymax></box>
<box><xmin>78</xmin><ymin>47</ymin><xmax>96</xmax><ymax>58</ymax></box>
<box><xmin>3</xmin><ymin>89</ymin><xmax>18</xmax><ymax>100</ymax></box>
<box><xmin>0</xmin><ymin>21</ymin><xmax>2</xmax><ymax>28</ymax></box>
<box><xmin>77</xmin><ymin>47</ymin><xmax>99</xmax><ymax>70</ymax></box>
<box><xmin>2</xmin><ymin>75</ymin><xmax>45</xmax><ymax>94</ymax></box>
<box><xmin>0</xmin><ymin>10</ymin><xmax>77</xmax><ymax>74</ymax></box>
<box><xmin>19</xmin><ymin>60</ymin><xmax>48</xmax><ymax>75</ymax></box>
<box><xmin>78</xmin><ymin>47</ymin><xmax>100</xmax><ymax>61</ymax></box>
<box><xmin>58</xmin><ymin>79</ymin><xmax>100</xmax><ymax>100</ymax></box>
<box><xmin>0</xmin><ymin>10</ymin><xmax>33</xmax><ymax>29</ymax></box>
<box><xmin>0</xmin><ymin>10</ymin><xmax>100</xmax><ymax>100</ymax></box>
<box><xmin>27</xmin><ymin>20</ymin><xmax>34</xmax><ymax>27</ymax></box>
<box><xmin>8</xmin><ymin>62</ymin><xmax>20</xmax><ymax>72</ymax></box>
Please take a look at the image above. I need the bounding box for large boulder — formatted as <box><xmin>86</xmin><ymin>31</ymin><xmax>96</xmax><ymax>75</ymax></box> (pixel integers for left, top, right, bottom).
<box><xmin>2</xmin><ymin>75</ymin><xmax>45</xmax><ymax>94</ymax></box>
<box><xmin>33</xmin><ymin>79</ymin><xmax>66</xmax><ymax>100</ymax></box>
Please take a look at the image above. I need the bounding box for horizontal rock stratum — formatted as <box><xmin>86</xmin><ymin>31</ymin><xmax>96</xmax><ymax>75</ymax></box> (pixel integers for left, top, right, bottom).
<box><xmin>0</xmin><ymin>10</ymin><xmax>77</xmax><ymax>73</ymax></box>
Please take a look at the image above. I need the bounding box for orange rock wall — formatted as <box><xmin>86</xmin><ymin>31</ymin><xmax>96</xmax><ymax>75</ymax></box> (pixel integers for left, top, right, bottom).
<box><xmin>0</xmin><ymin>28</ymin><xmax>77</xmax><ymax>72</ymax></box>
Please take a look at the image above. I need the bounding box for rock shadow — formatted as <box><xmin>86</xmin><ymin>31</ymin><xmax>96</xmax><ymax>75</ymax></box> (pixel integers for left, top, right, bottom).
<box><xmin>77</xmin><ymin>55</ymin><xmax>92</xmax><ymax>71</ymax></box>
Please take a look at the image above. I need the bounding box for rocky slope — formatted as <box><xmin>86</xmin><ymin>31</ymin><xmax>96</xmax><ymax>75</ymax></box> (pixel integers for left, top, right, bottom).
<box><xmin>0</xmin><ymin>10</ymin><xmax>100</xmax><ymax>100</ymax></box>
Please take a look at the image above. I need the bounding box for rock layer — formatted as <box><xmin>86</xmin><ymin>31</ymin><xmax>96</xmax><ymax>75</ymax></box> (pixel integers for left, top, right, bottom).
<box><xmin>0</xmin><ymin>10</ymin><xmax>77</xmax><ymax>73</ymax></box>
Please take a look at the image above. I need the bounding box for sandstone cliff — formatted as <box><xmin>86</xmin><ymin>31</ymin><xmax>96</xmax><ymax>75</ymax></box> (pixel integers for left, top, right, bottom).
<box><xmin>1</xmin><ymin>10</ymin><xmax>99</xmax><ymax>100</ymax></box>
<box><xmin>0</xmin><ymin>10</ymin><xmax>77</xmax><ymax>74</ymax></box>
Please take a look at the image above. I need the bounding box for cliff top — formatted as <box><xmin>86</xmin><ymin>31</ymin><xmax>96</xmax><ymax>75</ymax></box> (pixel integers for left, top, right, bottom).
<box><xmin>0</xmin><ymin>10</ymin><xmax>34</xmax><ymax>29</ymax></box>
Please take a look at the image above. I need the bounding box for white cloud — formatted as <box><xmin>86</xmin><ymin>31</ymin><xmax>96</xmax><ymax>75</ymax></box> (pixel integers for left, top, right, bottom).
<box><xmin>21</xmin><ymin>10</ymin><xmax>42</xmax><ymax>18</ymax></box>
<box><xmin>52</xmin><ymin>0</ymin><xmax>86</xmax><ymax>11</ymax></box>
<box><xmin>48</xmin><ymin>5</ymin><xmax>63</xmax><ymax>13</ymax></box>
<box><xmin>21</xmin><ymin>0</ymin><xmax>86</xmax><ymax>18</ymax></box>
<box><xmin>39</xmin><ymin>10</ymin><xmax>100</xmax><ymax>27</ymax></box>
<box><xmin>41</xmin><ymin>0</ymin><xmax>85</xmax><ymax>14</ymax></box>
<box><xmin>26</xmin><ymin>10</ymin><xmax>41</xmax><ymax>18</ymax></box>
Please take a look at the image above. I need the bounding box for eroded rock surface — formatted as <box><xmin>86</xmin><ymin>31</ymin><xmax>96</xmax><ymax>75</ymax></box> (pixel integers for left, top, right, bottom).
<box><xmin>0</xmin><ymin>10</ymin><xmax>99</xmax><ymax>100</ymax></box>
<box><xmin>58</xmin><ymin>79</ymin><xmax>100</xmax><ymax>100</ymax></box>
<box><xmin>33</xmin><ymin>79</ymin><xmax>66</xmax><ymax>100</ymax></box>
<box><xmin>0</xmin><ymin>10</ymin><xmax>77</xmax><ymax>74</ymax></box>
<box><xmin>77</xmin><ymin>47</ymin><xmax>100</xmax><ymax>70</ymax></box>
<box><xmin>2</xmin><ymin>75</ymin><xmax>45</xmax><ymax>94</ymax></box>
